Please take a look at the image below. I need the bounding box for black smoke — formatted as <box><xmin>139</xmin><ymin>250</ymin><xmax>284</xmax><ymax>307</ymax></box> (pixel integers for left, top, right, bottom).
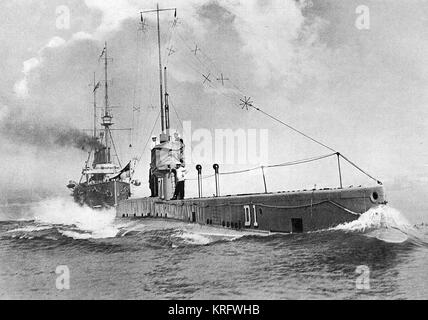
<box><xmin>0</xmin><ymin>108</ymin><xmax>104</xmax><ymax>152</ymax></box>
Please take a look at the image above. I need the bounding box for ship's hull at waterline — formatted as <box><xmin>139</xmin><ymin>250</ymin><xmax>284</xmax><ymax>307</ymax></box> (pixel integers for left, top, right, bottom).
<box><xmin>116</xmin><ymin>185</ymin><xmax>385</xmax><ymax>233</ymax></box>
<box><xmin>72</xmin><ymin>181</ymin><xmax>131</xmax><ymax>208</ymax></box>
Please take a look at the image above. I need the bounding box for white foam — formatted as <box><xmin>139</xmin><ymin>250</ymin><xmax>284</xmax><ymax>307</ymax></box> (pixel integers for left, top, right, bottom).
<box><xmin>30</xmin><ymin>198</ymin><xmax>119</xmax><ymax>239</ymax></box>
<box><xmin>366</xmin><ymin>228</ymin><xmax>409</xmax><ymax>243</ymax></box>
<box><xmin>333</xmin><ymin>205</ymin><xmax>413</xmax><ymax>233</ymax></box>
<box><xmin>7</xmin><ymin>225</ymin><xmax>52</xmax><ymax>233</ymax></box>
<box><xmin>174</xmin><ymin>223</ymin><xmax>267</xmax><ymax>245</ymax></box>
<box><xmin>177</xmin><ymin>231</ymin><xmax>212</xmax><ymax>245</ymax></box>
<box><xmin>59</xmin><ymin>230</ymin><xmax>93</xmax><ymax>240</ymax></box>
<box><xmin>331</xmin><ymin>205</ymin><xmax>416</xmax><ymax>243</ymax></box>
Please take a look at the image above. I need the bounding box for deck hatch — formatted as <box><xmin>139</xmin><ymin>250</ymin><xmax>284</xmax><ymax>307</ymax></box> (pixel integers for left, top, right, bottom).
<box><xmin>291</xmin><ymin>218</ymin><xmax>303</xmax><ymax>233</ymax></box>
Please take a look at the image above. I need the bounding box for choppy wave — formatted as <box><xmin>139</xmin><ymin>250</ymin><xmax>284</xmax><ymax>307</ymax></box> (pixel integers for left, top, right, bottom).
<box><xmin>333</xmin><ymin>205</ymin><xmax>412</xmax><ymax>232</ymax></box>
<box><xmin>331</xmin><ymin>205</ymin><xmax>428</xmax><ymax>244</ymax></box>
<box><xmin>7</xmin><ymin>225</ymin><xmax>52</xmax><ymax>233</ymax></box>
<box><xmin>173</xmin><ymin>226</ymin><xmax>251</xmax><ymax>245</ymax></box>
<box><xmin>2</xmin><ymin>199</ymin><xmax>428</xmax><ymax>300</ymax></box>
<box><xmin>4</xmin><ymin>198</ymin><xmax>120</xmax><ymax>240</ymax></box>
<box><xmin>32</xmin><ymin>198</ymin><xmax>118</xmax><ymax>238</ymax></box>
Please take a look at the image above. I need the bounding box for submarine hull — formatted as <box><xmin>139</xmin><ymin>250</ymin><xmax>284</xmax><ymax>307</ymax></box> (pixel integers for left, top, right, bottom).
<box><xmin>116</xmin><ymin>185</ymin><xmax>385</xmax><ymax>233</ymax></box>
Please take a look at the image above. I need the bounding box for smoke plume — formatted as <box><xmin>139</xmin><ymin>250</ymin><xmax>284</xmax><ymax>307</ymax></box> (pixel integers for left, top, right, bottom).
<box><xmin>0</xmin><ymin>106</ymin><xmax>103</xmax><ymax>152</ymax></box>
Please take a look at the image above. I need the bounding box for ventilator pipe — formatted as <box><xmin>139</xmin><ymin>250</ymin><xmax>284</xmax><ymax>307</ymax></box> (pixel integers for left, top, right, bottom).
<box><xmin>196</xmin><ymin>164</ymin><xmax>203</xmax><ymax>198</ymax></box>
<box><xmin>213</xmin><ymin>164</ymin><xmax>220</xmax><ymax>197</ymax></box>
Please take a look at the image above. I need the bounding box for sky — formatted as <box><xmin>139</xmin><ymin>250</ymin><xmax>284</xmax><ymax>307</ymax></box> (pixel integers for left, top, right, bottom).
<box><xmin>0</xmin><ymin>0</ymin><xmax>427</xmax><ymax>222</ymax></box>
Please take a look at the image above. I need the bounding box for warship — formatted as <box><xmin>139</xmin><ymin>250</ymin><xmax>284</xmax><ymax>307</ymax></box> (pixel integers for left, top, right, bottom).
<box><xmin>74</xmin><ymin>5</ymin><xmax>386</xmax><ymax>233</ymax></box>
<box><xmin>67</xmin><ymin>43</ymin><xmax>131</xmax><ymax>208</ymax></box>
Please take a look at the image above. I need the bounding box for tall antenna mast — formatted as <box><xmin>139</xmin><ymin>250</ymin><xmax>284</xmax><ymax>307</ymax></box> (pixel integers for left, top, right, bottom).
<box><xmin>156</xmin><ymin>3</ymin><xmax>165</xmax><ymax>134</ymax></box>
<box><xmin>164</xmin><ymin>66</ymin><xmax>170</xmax><ymax>130</ymax></box>
<box><xmin>141</xmin><ymin>4</ymin><xmax>177</xmax><ymax>138</ymax></box>
<box><xmin>104</xmin><ymin>41</ymin><xmax>108</xmax><ymax>118</ymax></box>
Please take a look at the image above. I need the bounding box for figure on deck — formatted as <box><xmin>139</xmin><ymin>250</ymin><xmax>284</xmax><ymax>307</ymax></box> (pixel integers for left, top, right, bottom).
<box><xmin>149</xmin><ymin>167</ymin><xmax>158</xmax><ymax>197</ymax></box>
<box><xmin>171</xmin><ymin>160</ymin><xmax>187</xmax><ymax>200</ymax></box>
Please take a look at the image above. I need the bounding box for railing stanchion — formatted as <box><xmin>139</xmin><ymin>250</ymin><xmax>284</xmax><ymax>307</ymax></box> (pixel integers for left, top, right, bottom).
<box><xmin>213</xmin><ymin>164</ymin><xmax>220</xmax><ymax>197</ymax></box>
<box><xmin>337</xmin><ymin>153</ymin><xmax>343</xmax><ymax>189</ymax></box>
<box><xmin>196</xmin><ymin>164</ymin><xmax>203</xmax><ymax>198</ymax></box>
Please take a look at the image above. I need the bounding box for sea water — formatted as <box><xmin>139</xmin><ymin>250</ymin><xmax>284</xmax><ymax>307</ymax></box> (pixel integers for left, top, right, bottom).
<box><xmin>0</xmin><ymin>198</ymin><xmax>427</xmax><ymax>300</ymax></box>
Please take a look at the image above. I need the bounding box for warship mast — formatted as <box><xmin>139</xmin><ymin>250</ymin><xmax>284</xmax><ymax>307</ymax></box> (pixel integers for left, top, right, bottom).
<box><xmin>92</xmin><ymin>72</ymin><xmax>98</xmax><ymax>139</ymax></box>
<box><xmin>101</xmin><ymin>42</ymin><xmax>112</xmax><ymax>163</ymax></box>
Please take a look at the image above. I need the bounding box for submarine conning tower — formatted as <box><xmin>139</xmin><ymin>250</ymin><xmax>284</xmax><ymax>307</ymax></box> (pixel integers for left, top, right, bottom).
<box><xmin>149</xmin><ymin>132</ymin><xmax>185</xmax><ymax>200</ymax></box>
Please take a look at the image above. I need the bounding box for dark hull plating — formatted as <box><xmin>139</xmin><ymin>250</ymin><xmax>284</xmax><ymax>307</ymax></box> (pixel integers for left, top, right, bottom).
<box><xmin>73</xmin><ymin>181</ymin><xmax>131</xmax><ymax>208</ymax></box>
<box><xmin>116</xmin><ymin>185</ymin><xmax>385</xmax><ymax>233</ymax></box>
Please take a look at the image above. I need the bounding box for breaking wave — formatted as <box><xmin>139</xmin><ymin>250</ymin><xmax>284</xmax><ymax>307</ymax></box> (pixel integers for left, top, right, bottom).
<box><xmin>175</xmin><ymin>231</ymin><xmax>213</xmax><ymax>245</ymax></box>
<box><xmin>331</xmin><ymin>205</ymin><xmax>427</xmax><ymax>244</ymax></box>
<box><xmin>6</xmin><ymin>197</ymin><xmax>120</xmax><ymax>240</ymax></box>
<box><xmin>333</xmin><ymin>205</ymin><xmax>411</xmax><ymax>231</ymax></box>
<box><xmin>173</xmin><ymin>225</ymin><xmax>256</xmax><ymax>245</ymax></box>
